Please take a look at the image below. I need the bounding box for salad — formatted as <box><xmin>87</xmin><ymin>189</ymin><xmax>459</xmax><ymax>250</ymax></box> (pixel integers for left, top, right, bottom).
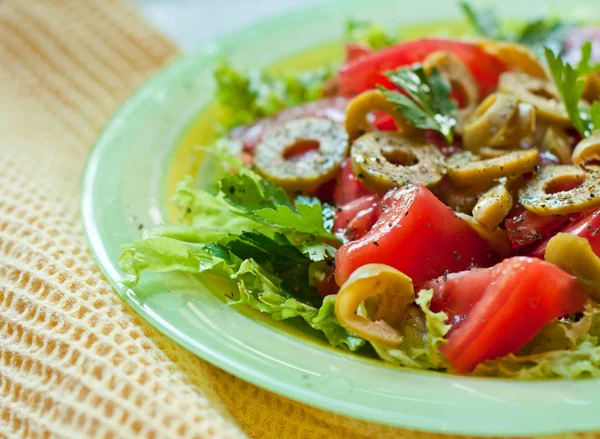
<box><xmin>119</xmin><ymin>3</ymin><xmax>600</xmax><ymax>378</ymax></box>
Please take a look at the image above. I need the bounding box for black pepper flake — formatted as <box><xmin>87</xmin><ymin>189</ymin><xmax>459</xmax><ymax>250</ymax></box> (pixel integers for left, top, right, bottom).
<box><xmin>373</xmin><ymin>241</ymin><xmax>380</xmax><ymax>247</ymax></box>
<box><xmin>442</xmin><ymin>270</ymin><xmax>449</xmax><ymax>281</ymax></box>
<box><xmin>357</xmin><ymin>173</ymin><xmax>365</xmax><ymax>180</ymax></box>
<box><xmin>454</xmin><ymin>251</ymin><xmax>461</xmax><ymax>260</ymax></box>
<box><xmin>186</xmin><ymin>208</ymin><xmax>192</xmax><ymax>214</ymax></box>
<box><xmin>426</xmin><ymin>223</ymin><xmax>431</xmax><ymax>227</ymax></box>
<box><xmin>229</xmin><ymin>186</ymin><xmax>236</xmax><ymax>194</ymax></box>
<box><xmin>138</xmin><ymin>224</ymin><xmax>144</xmax><ymax>231</ymax></box>
<box><xmin>588</xmin><ymin>225</ymin><xmax>593</xmax><ymax>230</ymax></box>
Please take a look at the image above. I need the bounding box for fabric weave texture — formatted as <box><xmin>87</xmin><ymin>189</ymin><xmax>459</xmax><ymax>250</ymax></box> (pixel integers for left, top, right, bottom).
<box><xmin>0</xmin><ymin>0</ymin><xmax>599</xmax><ymax>438</ymax></box>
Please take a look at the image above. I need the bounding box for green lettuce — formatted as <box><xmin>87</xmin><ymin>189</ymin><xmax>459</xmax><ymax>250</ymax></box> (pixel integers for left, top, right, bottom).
<box><xmin>215</xmin><ymin>60</ymin><xmax>332</xmax><ymax>129</ymax></box>
<box><xmin>475</xmin><ymin>303</ymin><xmax>600</xmax><ymax>379</ymax></box>
<box><xmin>345</xmin><ymin>19</ymin><xmax>397</xmax><ymax>50</ymax></box>
<box><xmin>372</xmin><ymin>289</ymin><xmax>452</xmax><ymax>370</ymax></box>
<box><xmin>119</xmin><ymin>234</ymin><xmax>363</xmax><ymax>351</ymax></box>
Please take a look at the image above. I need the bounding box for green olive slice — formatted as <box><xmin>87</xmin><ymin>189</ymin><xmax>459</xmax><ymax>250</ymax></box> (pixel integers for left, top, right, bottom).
<box><xmin>536</xmin><ymin>124</ymin><xmax>573</xmax><ymax>165</ymax></box>
<box><xmin>335</xmin><ymin>263</ymin><xmax>414</xmax><ymax>346</ymax></box>
<box><xmin>572</xmin><ymin>130</ymin><xmax>600</xmax><ymax>164</ymax></box>
<box><xmin>423</xmin><ymin>51</ymin><xmax>479</xmax><ymax>130</ymax></box>
<box><xmin>477</xmin><ymin>40</ymin><xmax>547</xmax><ymax>78</ymax></box>
<box><xmin>472</xmin><ymin>181</ymin><xmax>513</xmax><ymax>230</ymax></box>
<box><xmin>519</xmin><ymin>165</ymin><xmax>600</xmax><ymax>215</ymax></box>
<box><xmin>254</xmin><ymin>117</ymin><xmax>349</xmax><ymax>191</ymax></box>
<box><xmin>351</xmin><ymin>132</ymin><xmax>446</xmax><ymax>191</ymax></box>
<box><xmin>545</xmin><ymin>233</ymin><xmax>600</xmax><ymax>301</ymax></box>
<box><xmin>447</xmin><ymin>149</ymin><xmax>538</xmax><ymax>187</ymax></box>
<box><xmin>456</xmin><ymin>213</ymin><xmax>512</xmax><ymax>255</ymax></box>
<box><xmin>345</xmin><ymin>90</ymin><xmax>413</xmax><ymax>140</ymax></box>
<box><xmin>499</xmin><ymin>72</ymin><xmax>571</xmax><ymax>125</ymax></box>
<box><xmin>583</xmin><ymin>74</ymin><xmax>600</xmax><ymax>103</ymax></box>
<box><xmin>462</xmin><ymin>93</ymin><xmax>519</xmax><ymax>152</ymax></box>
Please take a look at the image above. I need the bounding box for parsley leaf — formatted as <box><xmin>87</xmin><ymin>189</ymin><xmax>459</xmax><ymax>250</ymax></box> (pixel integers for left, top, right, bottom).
<box><xmin>459</xmin><ymin>1</ymin><xmax>501</xmax><ymax>40</ymax></box>
<box><xmin>256</xmin><ymin>204</ymin><xmax>336</xmax><ymax>241</ymax></box>
<box><xmin>345</xmin><ymin>19</ymin><xmax>396</xmax><ymax>50</ymax></box>
<box><xmin>544</xmin><ymin>44</ymin><xmax>598</xmax><ymax>137</ymax></box>
<box><xmin>381</xmin><ymin>66</ymin><xmax>458</xmax><ymax>143</ymax></box>
<box><xmin>460</xmin><ymin>1</ymin><xmax>572</xmax><ymax>55</ymax></box>
<box><xmin>220</xmin><ymin>171</ymin><xmax>338</xmax><ymax>242</ymax></box>
<box><xmin>592</xmin><ymin>101</ymin><xmax>600</xmax><ymax>130</ymax></box>
<box><xmin>578</xmin><ymin>41</ymin><xmax>600</xmax><ymax>76</ymax></box>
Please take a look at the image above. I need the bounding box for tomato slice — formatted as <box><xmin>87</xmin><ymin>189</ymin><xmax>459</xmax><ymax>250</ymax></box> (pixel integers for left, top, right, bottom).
<box><xmin>424</xmin><ymin>257</ymin><xmax>588</xmax><ymax>373</ymax></box>
<box><xmin>335</xmin><ymin>185</ymin><xmax>495</xmax><ymax>287</ymax></box>
<box><xmin>427</xmin><ymin>268</ymin><xmax>492</xmax><ymax>322</ymax></box>
<box><xmin>530</xmin><ymin>208</ymin><xmax>600</xmax><ymax>258</ymax></box>
<box><xmin>344</xmin><ymin>42</ymin><xmax>374</xmax><ymax>63</ymax></box>
<box><xmin>504</xmin><ymin>208</ymin><xmax>576</xmax><ymax>250</ymax></box>
<box><xmin>333</xmin><ymin>158</ymin><xmax>374</xmax><ymax>206</ymax></box>
<box><xmin>230</xmin><ymin>97</ymin><xmax>349</xmax><ymax>152</ymax></box>
<box><xmin>338</xmin><ymin>38</ymin><xmax>510</xmax><ymax>97</ymax></box>
<box><xmin>333</xmin><ymin>194</ymin><xmax>382</xmax><ymax>242</ymax></box>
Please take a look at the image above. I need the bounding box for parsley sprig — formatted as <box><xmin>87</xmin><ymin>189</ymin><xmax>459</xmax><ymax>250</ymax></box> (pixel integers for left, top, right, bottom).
<box><xmin>544</xmin><ymin>42</ymin><xmax>600</xmax><ymax>138</ymax></box>
<box><xmin>460</xmin><ymin>1</ymin><xmax>573</xmax><ymax>54</ymax></box>
<box><xmin>380</xmin><ymin>66</ymin><xmax>459</xmax><ymax>143</ymax></box>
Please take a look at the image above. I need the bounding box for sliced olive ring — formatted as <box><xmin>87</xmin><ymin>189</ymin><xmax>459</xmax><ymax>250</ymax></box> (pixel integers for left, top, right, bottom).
<box><xmin>456</xmin><ymin>213</ymin><xmax>512</xmax><ymax>255</ymax></box>
<box><xmin>519</xmin><ymin>165</ymin><xmax>600</xmax><ymax>215</ymax></box>
<box><xmin>423</xmin><ymin>51</ymin><xmax>479</xmax><ymax>130</ymax></box>
<box><xmin>499</xmin><ymin>72</ymin><xmax>572</xmax><ymax>125</ymax></box>
<box><xmin>435</xmin><ymin>179</ymin><xmax>491</xmax><ymax>214</ymax></box>
<box><xmin>345</xmin><ymin>90</ymin><xmax>413</xmax><ymax>140</ymax></box>
<box><xmin>583</xmin><ymin>74</ymin><xmax>600</xmax><ymax>103</ymax></box>
<box><xmin>351</xmin><ymin>131</ymin><xmax>447</xmax><ymax>191</ymax></box>
<box><xmin>462</xmin><ymin>93</ymin><xmax>534</xmax><ymax>152</ymax></box>
<box><xmin>472</xmin><ymin>181</ymin><xmax>513</xmax><ymax>230</ymax></box>
<box><xmin>530</xmin><ymin>123</ymin><xmax>573</xmax><ymax>165</ymax></box>
<box><xmin>477</xmin><ymin>40</ymin><xmax>547</xmax><ymax>78</ymax></box>
<box><xmin>447</xmin><ymin>149</ymin><xmax>538</xmax><ymax>187</ymax></box>
<box><xmin>254</xmin><ymin>117</ymin><xmax>349</xmax><ymax>191</ymax></box>
<box><xmin>572</xmin><ymin>130</ymin><xmax>600</xmax><ymax>164</ymax></box>
<box><xmin>335</xmin><ymin>263</ymin><xmax>414</xmax><ymax>347</ymax></box>
<box><xmin>545</xmin><ymin>233</ymin><xmax>600</xmax><ymax>301</ymax></box>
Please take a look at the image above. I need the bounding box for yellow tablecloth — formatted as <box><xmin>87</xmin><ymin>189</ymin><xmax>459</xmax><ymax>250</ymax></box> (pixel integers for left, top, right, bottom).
<box><xmin>0</xmin><ymin>1</ymin><xmax>597</xmax><ymax>438</ymax></box>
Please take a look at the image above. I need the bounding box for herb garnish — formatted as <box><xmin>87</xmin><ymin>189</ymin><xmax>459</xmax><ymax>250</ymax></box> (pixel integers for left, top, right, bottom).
<box><xmin>381</xmin><ymin>66</ymin><xmax>459</xmax><ymax>143</ymax></box>
<box><xmin>544</xmin><ymin>42</ymin><xmax>600</xmax><ymax>137</ymax></box>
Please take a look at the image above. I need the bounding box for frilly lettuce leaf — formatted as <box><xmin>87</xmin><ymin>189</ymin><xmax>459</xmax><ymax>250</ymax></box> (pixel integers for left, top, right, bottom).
<box><xmin>345</xmin><ymin>19</ymin><xmax>397</xmax><ymax>50</ymax></box>
<box><xmin>475</xmin><ymin>302</ymin><xmax>600</xmax><ymax>379</ymax></box>
<box><xmin>372</xmin><ymin>289</ymin><xmax>452</xmax><ymax>370</ymax></box>
<box><xmin>119</xmin><ymin>234</ymin><xmax>363</xmax><ymax>351</ymax></box>
<box><xmin>215</xmin><ymin>60</ymin><xmax>332</xmax><ymax>129</ymax></box>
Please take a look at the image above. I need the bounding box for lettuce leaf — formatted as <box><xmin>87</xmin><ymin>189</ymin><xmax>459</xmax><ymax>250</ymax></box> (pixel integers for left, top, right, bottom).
<box><xmin>215</xmin><ymin>60</ymin><xmax>332</xmax><ymax>129</ymax></box>
<box><xmin>119</xmin><ymin>234</ymin><xmax>363</xmax><ymax>351</ymax></box>
<box><xmin>345</xmin><ymin>19</ymin><xmax>397</xmax><ymax>50</ymax></box>
<box><xmin>372</xmin><ymin>289</ymin><xmax>452</xmax><ymax>370</ymax></box>
<box><xmin>475</xmin><ymin>302</ymin><xmax>600</xmax><ymax>379</ymax></box>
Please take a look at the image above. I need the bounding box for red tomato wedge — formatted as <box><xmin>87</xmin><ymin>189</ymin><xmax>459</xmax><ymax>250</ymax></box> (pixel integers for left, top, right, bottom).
<box><xmin>424</xmin><ymin>257</ymin><xmax>588</xmax><ymax>373</ymax></box>
<box><xmin>530</xmin><ymin>208</ymin><xmax>600</xmax><ymax>258</ymax></box>
<box><xmin>230</xmin><ymin>97</ymin><xmax>349</xmax><ymax>152</ymax></box>
<box><xmin>333</xmin><ymin>194</ymin><xmax>382</xmax><ymax>242</ymax></box>
<box><xmin>504</xmin><ymin>209</ymin><xmax>576</xmax><ymax>250</ymax></box>
<box><xmin>338</xmin><ymin>38</ymin><xmax>510</xmax><ymax>97</ymax></box>
<box><xmin>344</xmin><ymin>42</ymin><xmax>374</xmax><ymax>63</ymax></box>
<box><xmin>335</xmin><ymin>185</ymin><xmax>495</xmax><ymax>287</ymax></box>
<box><xmin>333</xmin><ymin>158</ymin><xmax>374</xmax><ymax>206</ymax></box>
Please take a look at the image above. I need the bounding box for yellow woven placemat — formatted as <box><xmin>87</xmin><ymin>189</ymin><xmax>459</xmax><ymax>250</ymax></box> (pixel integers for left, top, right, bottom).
<box><xmin>0</xmin><ymin>1</ymin><xmax>597</xmax><ymax>438</ymax></box>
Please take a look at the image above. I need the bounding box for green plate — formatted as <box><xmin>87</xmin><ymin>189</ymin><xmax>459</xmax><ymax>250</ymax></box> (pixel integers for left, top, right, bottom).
<box><xmin>82</xmin><ymin>0</ymin><xmax>600</xmax><ymax>435</ymax></box>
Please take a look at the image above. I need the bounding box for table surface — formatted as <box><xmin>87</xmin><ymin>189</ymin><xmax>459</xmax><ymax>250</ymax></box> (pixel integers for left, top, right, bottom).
<box><xmin>133</xmin><ymin>0</ymin><xmax>320</xmax><ymax>51</ymax></box>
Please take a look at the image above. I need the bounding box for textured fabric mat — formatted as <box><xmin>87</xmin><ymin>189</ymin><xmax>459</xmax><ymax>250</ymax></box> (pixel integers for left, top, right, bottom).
<box><xmin>0</xmin><ymin>0</ymin><xmax>598</xmax><ymax>438</ymax></box>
